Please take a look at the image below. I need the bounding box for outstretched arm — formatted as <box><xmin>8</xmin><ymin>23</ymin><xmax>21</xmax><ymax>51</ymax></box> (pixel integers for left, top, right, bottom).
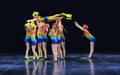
<box><xmin>74</xmin><ymin>21</ymin><xmax>88</xmax><ymax>32</ymax></box>
<box><xmin>27</xmin><ymin>18</ymin><xmax>37</xmax><ymax>22</ymax></box>
<box><xmin>74</xmin><ymin>21</ymin><xmax>84</xmax><ymax>31</ymax></box>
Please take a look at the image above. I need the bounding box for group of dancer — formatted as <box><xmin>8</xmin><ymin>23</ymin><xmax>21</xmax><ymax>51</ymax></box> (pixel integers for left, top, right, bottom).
<box><xmin>24</xmin><ymin>12</ymin><xmax>71</xmax><ymax>61</ymax></box>
<box><xmin>24</xmin><ymin>11</ymin><xmax>96</xmax><ymax>61</ymax></box>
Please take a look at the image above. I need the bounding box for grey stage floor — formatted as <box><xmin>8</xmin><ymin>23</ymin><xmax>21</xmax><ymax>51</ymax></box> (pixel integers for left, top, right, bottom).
<box><xmin>0</xmin><ymin>53</ymin><xmax>120</xmax><ymax>75</ymax></box>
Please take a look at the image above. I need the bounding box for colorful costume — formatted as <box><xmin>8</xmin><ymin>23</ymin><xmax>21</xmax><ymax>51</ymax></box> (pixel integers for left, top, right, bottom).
<box><xmin>34</xmin><ymin>16</ymin><xmax>48</xmax><ymax>22</ymax></box>
<box><xmin>32</xmin><ymin>11</ymin><xmax>72</xmax><ymax>23</ymax></box>
<box><xmin>50</xmin><ymin>36</ymin><xmax>59</xmax><ymax>44</ymax></box>
<box><xmin>24</xmin><ymin>23</ymin><xmax>37</xmax><ymax>45</ymax></box>
<box><xmin>82</xmin><ymin>24</ymin><xmax>96</xmax><ymax>42</ymax></box>
<box><xmin>49</xmin><ymin>30</ymin><xmax>59</xmax><ymax>44</ymax></box>
<box><xmin>57</xmin><ymin>31</ymin><xmax>65</xmax><ymax>43</ymax></box>
<box><xmin>32</xmin><ymin>11</ymin><xmax>62</xmax><ymax>22</ymax></box>
<box><xmin>53</xmin><ymin>23</ymin><xmax>65</xmax><ymax>43</ymax></box>
<box><xmin>37</xmin><ymin>22</ymin><xmax>49</xmax><ymax>43</ymax></box>
<box><xmin>84</xmin><ymin>31</ymin><xmax>96</xmax><ymax>42</ymax></box>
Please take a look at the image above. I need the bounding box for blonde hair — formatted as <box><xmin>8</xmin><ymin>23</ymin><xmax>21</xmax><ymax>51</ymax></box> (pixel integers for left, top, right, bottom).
<box><xmin>32</xmin><ymin>11</ymin><xmax>39</xmax><ymax>16</ymax></box>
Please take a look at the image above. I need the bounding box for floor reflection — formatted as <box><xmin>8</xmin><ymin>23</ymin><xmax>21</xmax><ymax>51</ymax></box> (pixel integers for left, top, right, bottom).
<box><xmin>1</xmin><ymin>54</ymin><xmax>120</xmax><ymax>75</ymax></box>
<box><xmin>88</xmin><ymin>59</ymin><xmax>95</xmax><ymax>75</ymax></box>
<box><xmin>25</xmin><ymin>61</ymin><xmax>39</xmax><ymax>75</ymax></box>
<box><xmin>53</xmin><ymin>60</ymin><xmax>66</xmax><ymax>75</ymax></box>
<box><xmin>25</xmin><ymin>60</ymin><xmax>66</xmax><ymax>75</ymax></box>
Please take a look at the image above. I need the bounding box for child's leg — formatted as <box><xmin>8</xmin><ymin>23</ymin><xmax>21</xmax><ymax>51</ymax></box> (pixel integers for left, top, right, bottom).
<box><xmin>42</xmin><ymin>42</ymin><xmax>47</xmax><ymax>58</ymax></box>
<box><xmin>31</xmin><ymin>38</ymin><xmax>39</xmax><ymax>59</ymax></box>
<box><xmin>32</xmin><ymin>45</ymin><xmax>39</xmax><ymax>59</ymax></box>
<box><xmin>61</xmin><ymin>41</ymin><xmax>66</xmax><ymax>58</ymax></box>
<box><xmin>57</xmin><ymin>43</ymin><xmax>63</xmax><ymax>59</ymax></box>
<box><xmin>25</xmin><ymin>43</ymin><xmax>30</xmax><ymax>59</ymax></box>
<box><xmin>37</xmin><ymin>36</ymin><xmax>43</xmax><ymax>58</ymax></box>
<box><xmin>89</xmin><ymin>41</ymin><xmax>95</xmax><ymax>58</ymax></box>
<box><xmin>38</xmin><ymin>43</ymin><xmax>43</xmax><ymax>58</ymax></box>
<box><xmin>52</xmin><ymin>44</ymin><xmax>58</xmax><ymax>61</ymax></box>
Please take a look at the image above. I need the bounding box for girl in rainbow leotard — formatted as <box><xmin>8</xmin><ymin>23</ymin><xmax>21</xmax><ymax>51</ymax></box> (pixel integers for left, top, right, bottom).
<box><xmin>37</xmin><ymin>22</ymin><xmax>49</xmax><ymax>59</ymax></box>
<box><xmin>49</xmin><ymin>29</ymin><xmax>59</xmax><ymax>61</ymax></box>
<box><xmin>52</xmin><ymin>18</ymin><xmax>66</xmax><ymax>59</ymax></box>
<box><xmin>24</xmin><ymin>22</ymin><xmax>39</xmax><ymax>60</ymax></box>
<box><xmin>56</xmin><ymin>24</ymin><xmax>66</xmax><ymax>59</ymax></box>
<box><xmin>74</xmin><ymin>21</ymin><xmax>96</xmax><ymax>58</ymax></box>
<box><xmin>27</xmin><ymin>11</ymin><xmax>65</xmax><ymax>24</ymax></box>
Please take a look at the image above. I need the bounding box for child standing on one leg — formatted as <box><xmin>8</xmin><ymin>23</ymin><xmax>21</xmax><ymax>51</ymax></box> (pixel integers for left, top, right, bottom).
<box><xmin>74</xmin><ymin>21</ymin><xmax>96</xmax><ymax>58</ymax></box>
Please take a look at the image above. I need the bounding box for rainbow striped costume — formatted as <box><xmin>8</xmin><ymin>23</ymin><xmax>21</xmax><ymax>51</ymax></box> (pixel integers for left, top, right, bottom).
<box><xmin>37</xmin><ymin>22</ymin><xmax>49</xmax><ymax>43</ymax></box>
<box><xmin>84</xmin><ymin>31</ymin><xmax>96</xmax><ymax>42</ymax></box>
<box><xmin>52</xmin><ymin>23</ymin><xmax>65</xmax><ymax>43</ymax></box>
<box><xmin>50</xmin><ymin>36</ymin><xmax>59</xmax><ymax>44</ymax></box>
<box><xmin>24</xmin><ymin>23</ymin><xmax>37</xmax><ymax>45</ymax></box>
<box><xmin>49</xmin><ymin>29</ymin><xmax>59</xmax><ymax>44</ymax></box>
<box><xmin>57</xmin><ymin>31</ymin><xmax>65</xmax><ymax>43</ymax></box>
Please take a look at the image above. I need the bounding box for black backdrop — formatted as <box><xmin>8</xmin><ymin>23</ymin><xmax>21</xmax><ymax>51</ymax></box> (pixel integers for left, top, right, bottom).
<box><xmin>0</xmin><ymin>0</ymin><xmax>120</xmax><ymax>54</ymax></box>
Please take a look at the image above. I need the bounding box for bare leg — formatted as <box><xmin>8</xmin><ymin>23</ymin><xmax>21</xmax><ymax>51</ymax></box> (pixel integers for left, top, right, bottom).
<box><xmin>52</xmin><ymin>44</ymin><xmax>58</xmax><ymax>61</ymax></box>
<box><xmin>42</xmin><ymin>42</ymin><xmax>47</xmax><ymax>58</ymax></box>
<box><xmin>25</xmin><ymin>43</ymin><xmax>30</xmax><ymax>59</ymax></box>
<box><xmin>38</xmin><ymin>43</ymin><xmax>43</xmax><ymax>58</ymax></box>
<box><xmin>32</xmin><ymin>45</ymin><xmax>39</xmax><ymax>59</ymax></box>
<box><xmin>58</xmin><ymin>43</ymin><xmax>63</xmax><ymax>59</ymax></box>
<box><xmin>61</xmin><ymin>42</ymin><xmax>66</xmax><ymax>58</ymax></box>
<box><xmin>88</xmin><ymin>42</ymin><xmax>95</xmax><ymax>58</ymax></box>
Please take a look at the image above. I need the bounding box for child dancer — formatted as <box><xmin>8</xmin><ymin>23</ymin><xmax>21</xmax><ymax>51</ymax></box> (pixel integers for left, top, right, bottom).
<box><xmin>27</xmin><ymin>11</ymin><xmax>64</xmax><ymax>23</ymax></box>
<box><xmin>24</xmin><ymin>21</ymin><xmax>39</xmax><ymax>60</ymax></box>
<box><xmin>49</xmin><ymin>29</ymin><xmax>59</xmax><ymax>61</ymax></box>
<box><xmin>37</xmin><ymin>21</ymin><xmax>49</xmax><ymax>59</ymax></box>
<box><xmin>74</xmin><ymin>21</ymin><xmax>96</xmax><ymax>58</ymax></box>
<box><xmin>52</xmin><ymin>18</ymin><xmax>63</xmax><ymax>59</ymax></box>
<box><xmin>56</xmin><ymin>18</ymin><xmax>66</xmax><ymax>58</ymax></box>
<box><xmin>58</xmin><ymin>19</ymin><xmax>66</xmax><ymax>58</ymax></box>
<box><xmin>28</xmin><ymin>12</ymin><xmax>72</xmax><ymax>24</ymax></box>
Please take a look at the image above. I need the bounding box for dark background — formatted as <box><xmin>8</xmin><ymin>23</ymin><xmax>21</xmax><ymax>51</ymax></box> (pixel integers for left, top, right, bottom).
<box><xmin>0</xmin><ymin>0</ymin><xmax>120</xmax><ymax>54</ymax></box>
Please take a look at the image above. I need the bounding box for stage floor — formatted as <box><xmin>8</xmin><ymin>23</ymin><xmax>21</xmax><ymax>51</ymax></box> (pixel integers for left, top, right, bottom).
<box><xmin>0</xmin><ymin>53</ymin><xmax>120</xmax><ymax>75</ymax></box>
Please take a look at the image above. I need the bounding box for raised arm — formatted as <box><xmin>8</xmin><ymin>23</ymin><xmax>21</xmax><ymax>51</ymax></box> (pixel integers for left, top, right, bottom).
<box><xmin>74</xmin><ymin>21</ymin><xmax>84</xmax><ymax>31</ymax></box>
<box><xmin>74</xmin><ymin>21</ymin><xmax>89</xmax><ymax>32</ymax></box>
